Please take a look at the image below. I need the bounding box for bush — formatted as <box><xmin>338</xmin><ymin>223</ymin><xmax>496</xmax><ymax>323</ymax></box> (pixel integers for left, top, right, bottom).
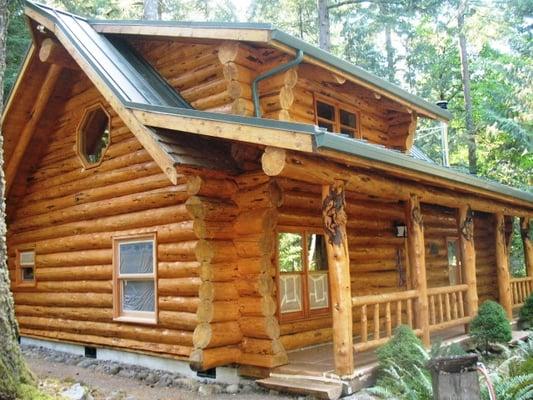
<box><xmin>511</xmin><ymin>357</ymin><xmax>533</xmax><ymax>377</ymax></box>
<box><xmin>470</xmin><ymin>300</ymin><xmax>512</xmax><ymax>353</ymax></box>
<box><xmin>376</xmin><ymin>325</ymin><xmax>427</xmax><ymax>373</ymax></box>
<box><xmin>519</xmin><ymin>294</ymin><xmax>533</xmax><ymax>330</ymax></box>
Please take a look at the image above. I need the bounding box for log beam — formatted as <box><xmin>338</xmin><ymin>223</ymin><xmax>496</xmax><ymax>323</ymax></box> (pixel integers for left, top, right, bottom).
<box><xmin>458</xmin><ymin>205</ymin><xmax>478</xmax><ymax>319</ymax></box>
<box><xmin>495</xmin><ymin>213</ymin><xmax>513</xmax><ymax>319</ymax></box>
<box><xmin>322</xmin><ymin>181</ymin><xmax>354</xmax><ymax>377</ymax></box>
<box><xmin>39</xmin><ymin>38</ymin><xmax>78</xmax><ymax>69</ymax></box>
<box><xmin>521</xmin><ymin>218</ymin><xmax>533</xmax><ymax>278</ymax></box>
<box><xmin>405</xmin><ymin>195</ymin><xmax>430</xmax><ymax>346</ymax></box>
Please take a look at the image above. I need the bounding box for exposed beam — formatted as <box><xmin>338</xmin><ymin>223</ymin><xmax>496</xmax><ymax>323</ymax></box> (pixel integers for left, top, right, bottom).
<box><xmin>495</xmin><ymin>213</ymin><xmax>513</xmax><ymax>319</ymax></box>
<box><xmin>405</xmin><ymin>194</ymin><xmax>430</xmax><ymax>346</ymax></box>
<box><xmin>6</xmin><ymin>64</ymin><xmax>62</xmax><ymax>194</ymax></box>
<box><xmin>39</xmin><ymin>38</ymin><xmax>78</xmax><ymax>69</ymax></box>
<box><xmin>322</xmin><ymin>181</ymin><xmax>354</xmax><ymax>377</ymax></box>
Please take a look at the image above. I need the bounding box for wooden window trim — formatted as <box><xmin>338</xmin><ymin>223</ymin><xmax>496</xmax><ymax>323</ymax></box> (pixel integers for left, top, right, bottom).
<box><xmin>76</xmin><ymin>102</ymin><xmax>111</xmax><ymax>170</ymax></box>
<box><xmin>313</xmin><ymin>93</ymin><xmax>362</xmax><ymax>139</ymax></box>
<box><xmin>15</xmin><ymin>247</ymin><xmax>36</xmax><ymax>288</ymax></box>
<box><xmin>276</xmin><ymin>227</ymin><xmax>331</xmax><ymax>322</ymax></box>
<box><xmin>113</xmin><ymin>233</ymin><xmax>158</xmax><ymax>325</ymax></box>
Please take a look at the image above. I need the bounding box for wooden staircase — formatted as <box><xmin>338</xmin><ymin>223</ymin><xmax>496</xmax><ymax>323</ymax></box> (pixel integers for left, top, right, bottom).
<box><xmin>257</xmin><ymin>372</ymin><xmax>344</xmax><ymax>400</ymax></box>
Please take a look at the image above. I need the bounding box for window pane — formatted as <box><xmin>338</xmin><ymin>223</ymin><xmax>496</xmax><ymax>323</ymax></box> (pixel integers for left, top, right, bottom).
<box><xmin>447</xmin><ymin>240</ymin><xmax>458</xmax><ymax>267</ymax></box>
<box><xmin>119</xmin><ymin>241</ymin><xmax>154</xmax><ymax>275</ymax></box>
<box><xmin>122</xmin><ymin>280</ymin><xmax>155</xmax><ymax>312</ymax></box>
<box><xmin>278</xmin><ymin>233</ymin><xmax>303</xmax><ymax>272</ymax></box>
<box><xmin>318</xmin><ymin>121</ymin><xmax>334</xmax><ymax>132</ymax></box>
<box><xmin>308</xmin><ymin>234</ymin><xmax>328</xmax><ymax>271</ymax></box>
<box><xmin>280</xmin><ymin>274</ymin><xmax>303</xmax><ymax>313</ymax></box>
<box><xmin>21</xmin><ymin>267</ymin><xmax>34</xmax><ymax>281</ymax></box>
<box><xmin>20</xmin><ymin>251</ymin><xmax>34</xmax><ymax>265</ymax></box>
<box><xmin>340</xmin><ymin>109</ymin><xmax>356</xmax><ymax>128</ymax></box>
<box><xmin>308</xmin><ymin>273</ymin><xmax>329</xmax><ymax>310</ymax></box>
<box><xmin>317</xmin><ymin>101</ymin><xmax>334</xmax><ymax>121</ymax></box>
<box><xmin>340</xmin><ymin>127</ymin><xmax>355</xmax><ymax>137</ymax></box>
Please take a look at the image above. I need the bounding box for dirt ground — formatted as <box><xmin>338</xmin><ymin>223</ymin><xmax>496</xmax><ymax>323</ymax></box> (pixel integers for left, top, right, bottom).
<box><xmin>25</xmin><ymin>354</ymin><xmax>295</xmax><ymax>400</ymax></box>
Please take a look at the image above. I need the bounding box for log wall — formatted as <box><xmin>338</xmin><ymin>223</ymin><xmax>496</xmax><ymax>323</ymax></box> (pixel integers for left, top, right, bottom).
<box><xmin>7</xmin><ymin>70</ymin><xmax>203</xmax><ymax>360</ymax></box>
<box><xmin>474</xmin><ymin>212</ymin><xmax>499</xmax><ymax>303</ymax></box>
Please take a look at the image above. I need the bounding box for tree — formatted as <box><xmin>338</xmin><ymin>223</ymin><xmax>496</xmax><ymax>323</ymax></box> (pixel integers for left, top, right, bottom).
<box><xmin>457</xmin><ymin>0</ymin><xmax>477</xmax><ymax>174</ymax></box>
<box><xmin>0</xmin><ymin>2</ymin><xmax>33</xmax><ymax>399</ymax></box>
<box><xmin>317</xmin><ymin>0</ymin><xmax>330</xmax><ymax>51</ymax></box>
<box><xmin>143</xmin><ymin>0</ymin><xmax>159</xmax><ymax>20</ymax></box>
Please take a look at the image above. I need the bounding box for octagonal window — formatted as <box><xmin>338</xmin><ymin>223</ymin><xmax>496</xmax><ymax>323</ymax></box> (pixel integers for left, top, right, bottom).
<box><xmin>77</xmin><ymin>104</ymin><xmax>110</xmax><ymax>168</ymax></box>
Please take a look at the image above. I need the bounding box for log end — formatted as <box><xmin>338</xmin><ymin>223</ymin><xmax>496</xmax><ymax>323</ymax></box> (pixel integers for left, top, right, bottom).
<box><xmin>261</xmin><ymin>147</ymin><xmax>286</xmax><ymax>177</ymax></box>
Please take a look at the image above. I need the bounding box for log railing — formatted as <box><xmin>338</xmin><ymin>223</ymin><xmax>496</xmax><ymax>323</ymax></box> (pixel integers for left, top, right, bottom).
<box><xmin>511</xmin><ymin>277</ymin><xmax>533</xmax><ymax>308</ymax></box>
<box><xmin>427</xmin><ymin>284</ymin><xmax>471</xmax><ymax>332</ymax></box>
<box><xmin>352</xmin><ymin>290</ymin><xmax>422</xmax><ymax>352</ymax></box>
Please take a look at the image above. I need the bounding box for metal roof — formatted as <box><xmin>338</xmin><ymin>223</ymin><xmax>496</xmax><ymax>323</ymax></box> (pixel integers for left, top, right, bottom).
<box><xmin>26</xmin><ymin>1</ymin><xmax>190</xmax><ymax>108</ymax></box>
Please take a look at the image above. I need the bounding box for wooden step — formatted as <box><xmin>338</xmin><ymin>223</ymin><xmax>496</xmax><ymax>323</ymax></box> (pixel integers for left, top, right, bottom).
<box><xmin>257</xmin><ymin>374</ymin><xmax>343</xmax><ymax>400</ymax></box>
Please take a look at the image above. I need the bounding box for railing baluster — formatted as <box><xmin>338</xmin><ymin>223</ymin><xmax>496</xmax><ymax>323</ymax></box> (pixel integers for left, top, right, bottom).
<box><xmin>361</xmin><ymin>305</ymin><xmax>367</xmax><ymax>344</ymax></box>
<box><xmin>430</xmin><ymin>294</ymin><xmax>436</xmax><ymax>325</ymax></box>
<box><xmin>452</xmin><ymin>292</ymin><xmax>458</xmax><ymax>319</ymax></box>
<box><xmin>445</xmin><ymin>293</ymin><xmax>451</xmax><ymax>321</ymax></box>
<box><xmin>407</xmin><ymin>298</ymin><xmax>413</xmax><ymax>328</ymax></box>
<box><xmin>374</xmin><ymin>303</ymin><xmax>380</xmax><ymax>340</ymax></box>
<box><xmin>396</xmin><ymin>300</ymin><xmax>402</xmax><ymax>327</ymax></box>
<box><xmin>438</xmin><ymin>294</ymin><xmax>444</xmax><ymax>323</ymax></box>
<box><xmin>458</xmin><ymin>290</ymin><xmax>464</xmax><ymax>317</ymax></box>
<box><xmin>385</xmin><ymin>302</ymin><xmax>392</xmax><ymax>337</ymax></box>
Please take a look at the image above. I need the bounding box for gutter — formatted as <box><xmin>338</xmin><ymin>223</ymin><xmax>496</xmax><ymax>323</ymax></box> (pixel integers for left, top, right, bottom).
<box><xmin>252</xmin><ymin>49</ymin><xmax>304</xmax><ymax>118</ymax></box>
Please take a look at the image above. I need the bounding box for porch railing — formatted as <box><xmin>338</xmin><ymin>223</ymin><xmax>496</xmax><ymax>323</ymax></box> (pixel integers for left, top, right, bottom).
<box><xmin>511</xmin><ymin>277</ymin><xmax>533</xmax><ymax>308</ymax></box>
<box><xmin>428</xmin><ymin>284</ymin><xmax>471</xmax><ymax>332</ymax></box>
<box><xmin>351</xmin><ymin>290</ymin><xmax>422</xmax><ymax>352</ymax></box>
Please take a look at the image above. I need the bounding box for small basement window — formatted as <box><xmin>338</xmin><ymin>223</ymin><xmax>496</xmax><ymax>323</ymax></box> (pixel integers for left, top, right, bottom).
<box><xmin>314</xmin><ymin>95</ymin><xmax>361</xmax><ymax>138</ymax></box>
<box><xmin>77</xmin><ymin>104</ymin><xmax>110</xmax><ymax>168</ymax></box>
<box><xmin>17</xmin><ymin>249</ymin><xmax>36</xmax><ymax>286</ymax></box>
<box><xmin>113</xmin><ymin>234</ymin><xmax>157</xmax><ymax>324</ymax></box>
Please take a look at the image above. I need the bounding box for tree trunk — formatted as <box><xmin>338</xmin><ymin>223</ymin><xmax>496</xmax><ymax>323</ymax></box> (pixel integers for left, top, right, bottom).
<box><xmin>143</xmin><ymin>0</ymin><xmax>159</xmax><ymax>20</ymax></box>
<box><xmin>317</xmin><ymin>0</ymin><xmax>331</xmax><ymax>51</ymax></box>
<box><xmin>0</xmin><ymin>3</ymin><xmax>33</xmax><ymax>399</ymax></box>
<box><xmin>458</xmin><ymin>0</ymin><xmax>477</xmax><ymax>174</ymax></box>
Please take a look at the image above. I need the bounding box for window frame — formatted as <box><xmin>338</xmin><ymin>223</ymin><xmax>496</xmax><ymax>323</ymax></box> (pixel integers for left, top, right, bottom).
<box><xmin>112</xmin><ymin>233</ymin><xmax>158</xmax><ymax>324</ymax></box>
<box><xmin>15</xmin><ymin>248</ymin><xmax>36</xmax><ymax>288</ymax></box>
<box><xmin>276</xmin><ymin>227</ymin><xmax>331</xmax><ymax>322</ymax></box>
<box><xmin>313</xmin><ymin>93</ymin><xmax>362</xmax><ymax>139</ymax></box>
<box><xmin>446</xmin><ymin>236</ymin><xmax>462</xmax><ymax>286</ymax></box>
<box><xmin>76</xmin><ymin>102</ymin><xmax>111</xmax><ymax>170</ymax></box>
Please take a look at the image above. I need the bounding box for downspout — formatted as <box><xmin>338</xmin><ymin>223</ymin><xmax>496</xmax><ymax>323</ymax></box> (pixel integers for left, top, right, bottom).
<box><xmin>252</xmin><ymin>49</ymin><xmax>304</xmax><ymax>118</ymax></box>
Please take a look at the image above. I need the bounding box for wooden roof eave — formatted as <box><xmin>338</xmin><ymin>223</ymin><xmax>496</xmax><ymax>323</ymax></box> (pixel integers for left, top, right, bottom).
<box><xmin>130</xmin><ymin>106</ymin><xmax>533</xmax><ymax>217</ymax></box>
<box><xmin>22</xmin><ymin>3</ymin><xmax>182</xmax><ymax>186</ymax></box>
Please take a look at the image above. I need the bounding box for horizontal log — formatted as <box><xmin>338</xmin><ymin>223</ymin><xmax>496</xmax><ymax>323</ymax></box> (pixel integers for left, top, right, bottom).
<box><xmin>34</xmin><ymin>280</ymin><xmax>112</xmax><ymax>293</ymax></box>
<box><xmin>239</xmin><ymin>316</ymin><xmax>280</xmax><ymax>340</ymax></box>
<box><xmin>36</xmin><ymin>265</ymin><xmax>111</xmax><ymax>281</ymax></box>
<box><xmin>158</xmin><ymin>261</ymin><xmax>200</xmax><ymax>279</ymax></box>
<box><xmin>158</xmin><ymin>296</ymin><xmax>200</xmax><ymax>313</ymax></box>
<box><xmin>189</xmin><ymin>346</ymin><xmax>241</xmax><ymax>371</ymax></box>
<box><xmin>241</xmin><ymin>337</ymin><xmax>285</xmax><ymax>355</ymax></box>
<box><xmin>193</xmin><ymin>321</ymin><xmax>242</xmax><ymax>349</ymax></box>
<box><xmin>239</xmin><ymin>296</ymin><xmax>276</xmax><ymax>317</ymax></box>
<box><xmin>185</xmin><ymin>196</ymin><xmax>238</xmax><ymax>222</ymax></box>
<box><xmin>199</xmin><ymin>281</ymin><xmax>239</xmax><ymax>301</ymax></box>
<box><xmin>199</xmin><ymin>262</ymin><xmax>237</xmax><ymax>282</ymax></box>
<box><xmin>197</xmin><ymin>300</ymin><xmax>240</xmax><ymax>323</ymax></box>
<box><xmin>239</xmin><ymin>352</ymin><xmax>288</xmax><ymax>368</ymax></box>
<box><xmin>14</xmin><ymin>292</ymin><xmax>112</xmax><ymax>308</ymax></box>
<box><xmin>158</xmin><ymin>311</ymin><xmax>198</xmax><ymax>331</ymax></box>
<box><xmin>15</xmin><ymin>305</ymin><xmax>112</xmax><ymax>322</ymax></box>
<box><xmin>280</xmin><ymin>327</ymin><xmax>332</xmax><ymax>351</ymax></box>
<box><xmin>158</xmin><ymin>277</ymin><xmax>201</xmax><ymax>296</ymax></box>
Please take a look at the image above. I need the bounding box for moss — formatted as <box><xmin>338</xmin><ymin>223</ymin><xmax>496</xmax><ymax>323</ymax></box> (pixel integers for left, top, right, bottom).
<box><xmin>469</xmin><ymin>300</ymin><xmax>512</xmax><ymax>353</ymax></box>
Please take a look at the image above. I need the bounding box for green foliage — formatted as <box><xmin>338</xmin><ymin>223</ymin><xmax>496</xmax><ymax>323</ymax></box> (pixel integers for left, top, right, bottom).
<box><xmin>481</xmin><ymin>373</ymin><xmax>533</xmax><ymax>400</ymax></box>
<box><xmin>3</xmin><ymin>2</ymin><xmax>30</xmax><ymax>98</ymax></box>
<box><xmin>519</xmin><ymin>294</ymin><xmax>533</xmax><ymax>329</ymax></box>
<box><xmin>510</xmin><ymin>357</ymin><xmax>533</xmax><ymax>377</ymax></box>
<box><xmin>277</xmin><ymin>232</ymin><xmax>303</xmax><ymax>272</ymax></box>
<box><xmin>430</xmin><ymin>339</ymin><xmax>467</xmax><ymax>358</ymax></box>
<box><xmin>16</xmin><ymin>384</ymin><xmax>55</xmax><ymax>400</ymax></box>
<box><xmin>470</xmin><ymin>301</ymin><xmax>512</xmax><ymax>353</ymax></box>
<box><xmin>376</xmin><ymin>325</ymin><xmax>428</xmax><ymax>373</ymax></box>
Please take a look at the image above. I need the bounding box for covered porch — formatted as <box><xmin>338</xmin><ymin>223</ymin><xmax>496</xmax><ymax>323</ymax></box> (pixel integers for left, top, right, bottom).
<box><xmin>261</xmin><ymin>146</ymin><xmax>533</xmax><ymax>380</ymax></box>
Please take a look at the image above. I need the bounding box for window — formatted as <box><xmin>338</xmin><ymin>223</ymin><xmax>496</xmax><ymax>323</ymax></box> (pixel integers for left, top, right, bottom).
<box><xmin>113</xmin><ymin>234</ymin><xmax>157</xmax><ymax>323</ymax></box>
<box><xmin>446</xmin><ymin>238</ymin><xmax>462</xmax><ymax>285</ymax></box>
<box><xmin>277</xmin><ymin>230</ymin><xmax>330</xmax><ymax>321</ymax></box>
<box><xmin>77</xmin><ymin>103</ymin><xmax>110</xmax><ymax>168</ymax></box>
<box><xmin>16</xmin><ymin>249</ymin><xmax>36</xmax><ymax>286</ymax></box>
<box><xmin>314</xmin><ymin>95</ymin><xmax>361</xmax><ymax>138</ymax></box>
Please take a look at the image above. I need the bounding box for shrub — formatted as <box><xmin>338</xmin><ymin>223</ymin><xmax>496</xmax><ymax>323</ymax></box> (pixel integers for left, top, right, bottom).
<box><xmin>470</xmin><ymin>300</ymin><xmax>512</xmax><ymax>353</ymax></box>
<box><xmin>376</xmin><ymin>325</ymin><xmax>427</xmax><ymax>373</ymax></box>
<box><xmin>511</xmin><ymin>357</ymin><xmax>533</xmax><ymax>377</ymax></box>
<box><xmin>518</xmin><ymin>294</ymin><xmax>533</xmax><ymax>330</ymax></box>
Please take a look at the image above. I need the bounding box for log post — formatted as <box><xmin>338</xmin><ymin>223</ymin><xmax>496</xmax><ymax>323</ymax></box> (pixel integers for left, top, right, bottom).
<box><xmin>521</xmin><ymin>218</ymin><xmax>533</xmax><ymax>279</ymax></box>
<box><xmin>458</xmin><ymin>205</ymin><xmax>478</xmax><ymax>320</ymax></box>
<box><xmin>322</xmin><ymin>181</ymin><xmax>354</xmax><ymax>377</ymax></box>
<box><xmin>405</xmin><ymin>194</ymin><xmax>430</xmax><ymax>346</ymax></box>
<box><xmin>495</xmin><ymin>213</ymin><xmax>513</xmax><ymax>319</ymax></box>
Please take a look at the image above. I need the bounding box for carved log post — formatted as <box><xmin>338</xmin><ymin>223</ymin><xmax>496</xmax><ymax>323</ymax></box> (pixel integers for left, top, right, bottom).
<box><xmin>405</xmin><ymin>194</ymin><xmax>430</xmax><ymax>346</ymax></box>
<box><xmin>322</xmin><ymin>181</ymin><xmax>354</xmax><ymax>377</ymax></box>
<box><xmin>521</xmin><ymin>218</ymin><xmax>533</xmax><ymax>279</ymax></box>
<box><xmin>458</xmin><ymin>205</ymin><xmax>478</xmax><ymax>319</ymax></box>
<box><xmin>495</xmin><ymin>213</ymin><xmax>513</xmax><ymax>319</ymax></box>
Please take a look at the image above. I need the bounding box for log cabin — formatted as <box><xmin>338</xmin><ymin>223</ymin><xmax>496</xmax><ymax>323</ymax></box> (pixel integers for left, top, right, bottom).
<box><xmin>2</xmin><ymin>1</ymin><xmax>533</xmax><ymax>397</ymax></box>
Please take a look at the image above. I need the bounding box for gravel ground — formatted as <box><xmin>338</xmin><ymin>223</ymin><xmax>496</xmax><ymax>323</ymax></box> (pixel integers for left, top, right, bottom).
<box><xmin>22</xmin><ymin>345</ymin><xmax>296</xmax><ymax>400</ymax></box>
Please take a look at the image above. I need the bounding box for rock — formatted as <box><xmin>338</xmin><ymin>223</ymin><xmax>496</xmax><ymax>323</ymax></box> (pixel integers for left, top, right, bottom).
<box><xmin>225</xmin><ymin>384</ymin><xmax>239</xmax><ymax>394</ymax></box>
<box><xmin>144</xmin><ymin>373</ymin><xmax>158</xmax><ymax>385</ymax></box>
<box><xmin>155</xmin><ymin>374</ymin><xmax>173</xmax><ymax>387</ymax></box>
<box><xmin>134</xmin><ymin>371</ymin><xmax>147</xmax><ymax>380</ymax></box>
<box><xmin>61</xmin><ymin>383</ymin><xmax>88</xmax><ymax>400</ymax></box>
<box><xmin>118</xmin><ymin>369</ymin><xmax>136</xmax><ymax>379</ymax></box>
<box><xmin>173</xmin><ymin>377</ymin><xmax>197</xmax><ymax>391</ymax></box>
<box><xmin>240</xmin><ymin>384</ymin><xmax>254</xmax><ymax>393</ymax></box>
<box><xmin>104</xmin><ymin>390</ymin><xmax>126</xmax><ymax>400</ymax></box>
<box><xmin>108</xmin><ymin>365</ymin><xmax>121</xmax><ymax>375</ymax></box>
<box><xmin>77</xmin><ymin>359</ymin><xmax>97</xmax><ymax>369</ymax></box>
<box><xmin>342</xmin><ymin>393</ymin><xmax>377</xmax><ymax>400</ymax></box>
<box><xmin>198</xmin><ymin>385</ymin><xmax>215</xmax><ymax>396</ymax></box>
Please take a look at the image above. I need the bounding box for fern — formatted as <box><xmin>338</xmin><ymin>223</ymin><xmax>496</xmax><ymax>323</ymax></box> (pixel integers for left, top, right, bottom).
<box><xmin>482</xmin><ymin>373</ymin><xmax>533</xmax><ymax>400</ymax></box>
